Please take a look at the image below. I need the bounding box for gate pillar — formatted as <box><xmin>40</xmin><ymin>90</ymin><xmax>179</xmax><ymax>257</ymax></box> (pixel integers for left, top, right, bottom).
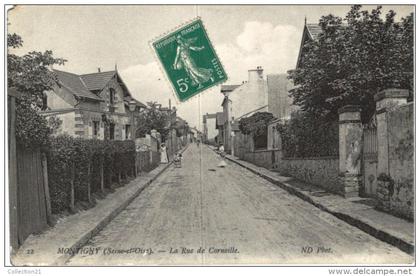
<box><xmin>375</xmin><ymin>89</ymin><xmax>409</xmax><ymax>209</ymax></box>
<box><xmin>375</xmin><ymin>89</ymin><xmax>409</xmax><ymax>177</ymax></box>
<box><xmin>338</xmin><ymin>105</ymin><xmax>363</xmax><ymax>198</ymax></box>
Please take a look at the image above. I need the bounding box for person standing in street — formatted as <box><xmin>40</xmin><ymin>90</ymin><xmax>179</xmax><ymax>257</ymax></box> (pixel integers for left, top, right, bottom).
<box><xmin>218</xmin><ymin>144</ymin><xmax>227</xmax><ymax>167</ymax></box>
<box><xmin>160</xmin><ymin>143</ymin><xmax>169</xmax><ymax>164</ymax></box>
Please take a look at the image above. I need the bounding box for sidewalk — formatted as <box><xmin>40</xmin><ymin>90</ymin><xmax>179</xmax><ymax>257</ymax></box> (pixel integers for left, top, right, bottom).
<box><xmin>11</xmin><ymin>147</ymin><xmax>186</xmax><ymax>266</ymax></box>
<box><xmin>221</xmin><ymin>151</ymin><xmax>414</xmax><ymax>255</ymax></box>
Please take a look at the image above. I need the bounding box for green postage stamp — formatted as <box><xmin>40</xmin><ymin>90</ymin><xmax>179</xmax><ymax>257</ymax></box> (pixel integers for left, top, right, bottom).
<box><xmin>152</xmin><ymin>18</ymin><xmax>227</xmax><ymax>102</ymax></box>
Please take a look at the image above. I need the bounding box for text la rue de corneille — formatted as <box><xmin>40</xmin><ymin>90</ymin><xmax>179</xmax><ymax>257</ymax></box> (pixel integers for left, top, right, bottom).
<box><xmin>57</xmin><ymin>246</ymin><xmax>239</xmax><ymax>256</ymax></box>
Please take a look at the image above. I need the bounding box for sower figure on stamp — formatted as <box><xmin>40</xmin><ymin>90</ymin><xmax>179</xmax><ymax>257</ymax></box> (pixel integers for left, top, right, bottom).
<box><xmin>173</xmin><ymin>35</ymin><xmax>214</xmax><ymax>89</ymax></box>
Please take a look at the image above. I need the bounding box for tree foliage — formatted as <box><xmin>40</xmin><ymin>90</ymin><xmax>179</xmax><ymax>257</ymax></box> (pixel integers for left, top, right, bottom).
<box><xmin>173</xmin><ymin>119</ymin><xmax>189</xmax><ymax>137</ymax></box>
<box><xmin>276</xmin><ymin>111</ymin><xmax>339</xmax><ymax>158</ymax></box>
<box><xmin>8</xmin><ymin>33</ymin><xmax>67</xmax><ymax>147</ymax></box>
<box><xmin>239</xmin><ymin>112</ymin><xmax>275</xmax><ymax>136</ymax></box>
<box><xmin>288</xmin><ymin>5</ymin><xmax>413</xmax><ymax>123</ymax></box>
<box><xmin>135</xmin><ymin>102</ymin><xmax>170</xmax><ymax>140</ymax></box>
<box><xmin>8</xmin><ymin>33</ymin><xmax>67</xmax><ymax>106</ymax></box>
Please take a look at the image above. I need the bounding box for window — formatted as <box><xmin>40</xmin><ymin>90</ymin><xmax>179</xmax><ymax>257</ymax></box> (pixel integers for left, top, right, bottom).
<box><xmin>109</xmin><ymin>88</ymin><xmax>115</xmax><ymax>105</ymax></box>
<box><xmin>125</xmin><ymin>124</ymin><xmax>131</xmax><ymax>140</ymax></box>
<box><xmin>93</xmin><ymin>121</ymin><xmax>100</xmax><ymax>137</ymax></box>
<box><xmin>109</xmin><ymin>123</ymin><xmax>115</xmax><ymax>140</ymax></box>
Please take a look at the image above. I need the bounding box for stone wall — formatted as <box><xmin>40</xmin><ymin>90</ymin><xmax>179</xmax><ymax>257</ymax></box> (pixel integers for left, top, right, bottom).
<box><xmin>278</xmin><ymin>157</ymin><xmax>340</xmax><ymax>193</ymax></box>
<box><xmin>377</xmin><ymin>103</ymin><xmax>413</xmax><ymax>220</ymax></box>
<box><xmin>243</xmin><ymin>149</ymin><xmax>282</xmax><ymax>169</ymax></box>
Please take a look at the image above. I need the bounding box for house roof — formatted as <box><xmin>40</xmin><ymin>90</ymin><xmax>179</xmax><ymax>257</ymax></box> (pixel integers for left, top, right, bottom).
<box><xmin>123</xmin><ymin>96</ymin><xmax>147</xmax><ymax>108</ymax></box>
<box><xmin>53</xmin><ymin>69</ymin><xmax>102</xmax><ymax>101</ymax></box>
<box><xmin>53</xmin><ymin>69</ymin><xmax>146</xmax><ymax>107</ymax></box>
<box><xmin>296</xmin><ymin>23</ymin><xmax>320</xmax><ymax>69</ymax></box>
<box><xmin>236</xmin><ymin>105</ymin><xmax>268</xmax><ymax>120</ymax></box>
<box><xmin>306</xmin><ymin>24</ymin><xmax>323</xmax><ymax>40</ymax></box>
<box><xmin>80</xmin><ymin>71</ymin><xmax>117</xmax><ymax>91</ymax></box>
<box><xmin>296</xmin><ymin>22</ymin><xmax>348</xmax><ymax>69</ymax></box>
<box><xmin>221</xmin><ymin>84</ymin><xmax>240</xmax><ymax>93</ymax></box>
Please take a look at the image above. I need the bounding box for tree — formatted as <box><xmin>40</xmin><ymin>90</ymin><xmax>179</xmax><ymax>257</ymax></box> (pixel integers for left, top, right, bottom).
<box><xmin>135</xmin><ymin>102</ymin><xmax>170</xmax><ymax>140</ymax></box>
<box><xmin>288</xmin><ymin>5</ymin><xmax>414</xmax><ymax>123</ymax></box>
<box><xmin>173</xmin><ymin>119</ymin><xmax>189</xmax><ymax>137</ymax></box>
<box><xmin>239</xmin><ymin>112</ymin><xmax>275</xmax><ymax>136</ymax></box>
<box><xmin>8</xmin><ymin>33</ymin><xmax>67</xmax><ymax>147</ymax></box>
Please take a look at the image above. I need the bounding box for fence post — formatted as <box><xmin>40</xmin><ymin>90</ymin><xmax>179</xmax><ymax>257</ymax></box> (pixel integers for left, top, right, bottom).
<box><xmin>100</xmin><ymin>160</ymin><xmax>105</xmax><ymax>193</ymax></box>
<box><xmin>70</xmin><ymin>161</ymin><xmax>75</xmax><ymax>212</ymax></box>
<box><xmin>87</xmin><ymin>162</ymin><xmax>91</xmax><ymax>203</ymax></box>
<box><xmin>41</xmin><ymin>153</ymin><xmax>53</xmax><ymax>225</ymax></box>
<box><xmin>149</xmin><ymin>150</ymin><xmax>153</xmax><ymax>168</ymax></box>
<box><xmin>338</xmin><ymin>105</ymin><xmax>363</xmax><ymax>198</ymax></box>
<box><xmin>134</xmin><ymin>150</ymin><xmax>138</xmax><ymax>177</ymax></box>
<box><xmin>117</xmin><ymin>160</ymin><xmax>121</xmax><ymax>185</ymax></box>
<box><xmin>8</xmin><ymin>87</ymin><xmax>19</xmax><ymax>250</ymax></box>
<box><xmin>374</xmin><ymin>89</ymin><xmax>409</xmax><ymax>209</ymax></box>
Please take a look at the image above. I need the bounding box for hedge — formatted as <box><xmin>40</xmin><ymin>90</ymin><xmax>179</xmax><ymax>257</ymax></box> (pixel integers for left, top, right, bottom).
<box><xmin>277</xmin><ymin>111</ymin><xmax>339</xmax><ymax>158</ymax></box>
<box><xmin>47</xmin><ymin>135</ymin><xmax>136</xmax><ymax>214</ymax></box>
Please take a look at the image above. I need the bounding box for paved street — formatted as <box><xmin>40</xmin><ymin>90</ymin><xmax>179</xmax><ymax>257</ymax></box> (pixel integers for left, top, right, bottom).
<box><xmin>68</xmin><ymin>145</ymin><xmax>412</xmax><ymax>265</ymax></box>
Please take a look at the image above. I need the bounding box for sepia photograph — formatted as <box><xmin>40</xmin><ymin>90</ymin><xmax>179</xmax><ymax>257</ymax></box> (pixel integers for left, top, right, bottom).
<box><xmin>4</xmin><ymin>2</ymin><xmax>415</xmax><ymax>269</ymax></box>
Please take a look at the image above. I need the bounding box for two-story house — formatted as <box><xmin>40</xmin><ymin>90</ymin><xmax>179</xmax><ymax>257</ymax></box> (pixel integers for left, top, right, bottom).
<box><xmin>41</xmin><ymin>68</ymin><xmax>146</xmax><ymax>140</ymax></box>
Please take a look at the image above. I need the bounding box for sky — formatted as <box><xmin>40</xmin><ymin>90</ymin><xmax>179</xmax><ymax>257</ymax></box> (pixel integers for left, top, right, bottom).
<box><xmin>8</xmin><ymin>5</ymin><xmax>414</xmax><ymax>130</ymax></box>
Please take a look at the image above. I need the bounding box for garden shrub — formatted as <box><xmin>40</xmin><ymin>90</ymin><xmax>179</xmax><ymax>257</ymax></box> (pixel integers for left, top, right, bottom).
<box><xmin>88</xmin><ymin>139</ymin><xmax>105</xmax><ymax>193</ymax></box>
<box><xmin>48</xmin><ymin>135</ymin><xmax>76</xmax><ymax>213</ymax></box>
<box><xmin>72</xmin><ymin>138</ymin><xmax>93</xmax><ymax>203</ymax></box>
<box><xmin>277</xmin><ymin>111</ymin><xmax>339</xmax><ymax>158</ymax></box>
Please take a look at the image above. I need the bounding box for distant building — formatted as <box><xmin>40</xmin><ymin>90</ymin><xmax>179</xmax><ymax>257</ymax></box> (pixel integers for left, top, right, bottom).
<box><xmin>220</xmin><ymin>67</ymin><xmax>295</xmax><ymax>152</ymax></box>
<box><xmin>267</xmin><ymin>74</ymin><xmax>296</xmax><ymax>121</ymax></box>
<box><xmin>215</xmin><ymin>112</ymin><xmax>225</xmax><ymax>146</ymax></box>
<box><xmin>224</xmin><ymin>67</ymin><xmax>267</xmax><ymax>120</ymax></box>
<box><xmin>41</xmin><ymin>68</ymin><xmax>146</xmax><ymax>140</ymax></box>
<box><xmin>202</xmin><ymin>113</ymin><xmax>217</xmax><ymax>144</ymax></box>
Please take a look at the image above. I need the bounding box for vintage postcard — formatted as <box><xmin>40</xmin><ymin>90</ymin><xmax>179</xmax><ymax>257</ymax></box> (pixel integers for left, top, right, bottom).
<box><xmin>4</xmin><ymin>3</ymin><xmax>415</xmax><ymax>269</ymax></box>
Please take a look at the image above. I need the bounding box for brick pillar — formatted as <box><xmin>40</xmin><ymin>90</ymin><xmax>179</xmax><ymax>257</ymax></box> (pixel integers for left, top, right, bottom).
<box><xmin>338</xmin><ymin>105</ymin><xmax>363</xmax><ymax>198</ymax></box>
<box><xmin>375</xmin><ymin>88</ymin><xmax>409</xmax><ymax>210</ymax></box>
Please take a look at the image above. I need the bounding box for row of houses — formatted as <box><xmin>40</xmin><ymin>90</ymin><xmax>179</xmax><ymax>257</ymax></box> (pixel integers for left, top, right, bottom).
<box><xmin>204</xmin><ymin>21</ymin><xmax>322</xmax><ymax>151</ymax></box>
<box><xmin>204</xmin><ymin>20</ymin><xmax>414</xmax><ymax>220</ymax></box>
<box><xmin>203</xmin><ymin>66</ymin><xmax>296</xmax><ymax>150</ymax></box>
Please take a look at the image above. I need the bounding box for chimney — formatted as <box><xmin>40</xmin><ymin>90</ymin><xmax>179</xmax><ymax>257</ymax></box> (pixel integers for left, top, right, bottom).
<box><xmin>248</xmin><ymin>66</ymin><xmax>264</xmax><ymax>83</ymax></box>
<box><xmin>98</xmin><ymin>67</ymin><xmax>101</xmax><ymax>73</ymax></box>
